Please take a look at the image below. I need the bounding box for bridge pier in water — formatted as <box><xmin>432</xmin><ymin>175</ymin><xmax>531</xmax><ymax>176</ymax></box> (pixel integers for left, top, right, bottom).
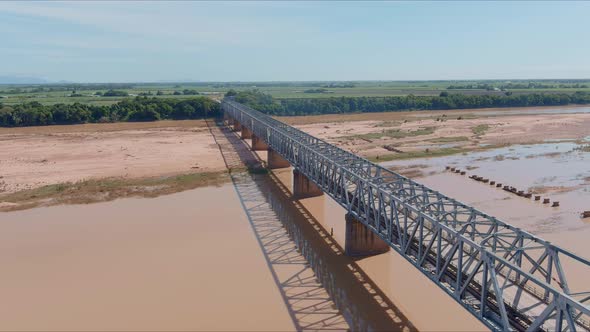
<box><xmin>232</xmin><ymin>120</ymin><xmax>242</xmax><ymax>132</ymax></box>
<box><xmin>251</xmin><ymin>134</ymin><xmax>269</xmax><ymax>151</ymax></box>
<box><xmin>293</xmin><ymin>169</ymin><xmax>323</xmax><ymax>199</ymax></box>
<box><xmin>225</xmin><ymin>116</ymin><xmax>234</xmax><ymax>127</ymax></box>
<box><xmin>267</xmin><ymin>148</ymin><xmax>291</xmax><ymax>169</ymax></box>
<box><xmin>241</xmin><ymin>126</ymin><xmax>252</xmax><ymax>139</ymax></box>
<box><xmin>345</xmin><ymin>213</ymin><xmax>390</xmax><ymax>257</ymax></box>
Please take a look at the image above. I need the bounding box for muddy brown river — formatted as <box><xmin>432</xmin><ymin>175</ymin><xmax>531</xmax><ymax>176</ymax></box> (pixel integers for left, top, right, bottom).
<box><xmin>0</xmin><ymin>170</ymin><xmax>488</xmax><ymax>331</ymax></box>
<box><xmin>0</xmin><ymin>186</ymin><xmax>294</xmax><ymax>331</ymax></box>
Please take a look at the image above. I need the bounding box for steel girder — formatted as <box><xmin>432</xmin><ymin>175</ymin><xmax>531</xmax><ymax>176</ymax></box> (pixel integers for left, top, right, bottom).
<box><xmin>222</xmin><ymin>99</ymin><xmax>590</xmax><ymax>331</ymax></box>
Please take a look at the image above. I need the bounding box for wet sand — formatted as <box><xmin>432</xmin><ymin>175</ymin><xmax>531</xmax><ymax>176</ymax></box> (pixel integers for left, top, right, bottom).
<box><xmin>0</xmin><ymin>185</ymin><xmax>294</xmax><ymax>331</ymax></box>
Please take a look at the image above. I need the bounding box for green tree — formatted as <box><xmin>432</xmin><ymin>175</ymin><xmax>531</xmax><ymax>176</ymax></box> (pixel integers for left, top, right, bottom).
<box><xmin>225</xmin><ymin>89</ymin><xmax>238</xmax><ymax>97</ymax></box>
<box><xmin>127</xmin><ymin>105</ymin><xmax>161</xmax><ymax>122</ymax></box>
<box><xmin>103</xmin><ymin>89</ymin><xmax>129</xmax><ymax>97</ymax></box>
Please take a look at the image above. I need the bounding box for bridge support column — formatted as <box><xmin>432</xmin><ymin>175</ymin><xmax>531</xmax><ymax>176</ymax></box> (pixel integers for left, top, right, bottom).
<box><xmin>225</xmin><ymin>117</ymin><xmax>234</xmax><ymax>127</ymax></box>
<box><xmin>293</xmin><ymin>169</ymin><xmax>323</xmax><ymax>199</ymax></box>
<box><xmin>267</xmin><ymin>148</ymin><xmax>290</xmax><ymax>169</ymax></box>
<box><xmin>241</xmin><ymin>126</ymin><xmax>252</xmax><ymax>139</ymax></box>
<box><xmin>251</xmin><ymin>134</ymin><xmax>269</xmax><ymax>151</ymax></box>
<box><xmin>233</xmin><ymin>120</ymin><xmax>242</xmax><ymax>132</ymax></box>
<box><xmin>345</xmin><ymin>213</ymin><xmax>390</xmax><ymax>257</ymax></box>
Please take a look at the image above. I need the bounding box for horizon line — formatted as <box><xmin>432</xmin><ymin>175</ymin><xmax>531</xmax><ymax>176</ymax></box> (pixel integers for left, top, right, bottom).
<box><xmin>3</xmin><ymin>77</ymin><xmax>590</xmax><ymax>86</ymax></box>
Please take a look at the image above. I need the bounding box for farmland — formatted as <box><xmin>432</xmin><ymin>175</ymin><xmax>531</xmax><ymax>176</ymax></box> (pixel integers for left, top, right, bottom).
<box><xmin>2</xmin><ymin>79</ymin><xmax>590</xmax><ymax>106</ymax></box>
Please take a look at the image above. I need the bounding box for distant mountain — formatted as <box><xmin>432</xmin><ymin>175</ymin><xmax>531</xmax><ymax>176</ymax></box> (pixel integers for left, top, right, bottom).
<box><xmin>0</xmin><ymin>76</ymin><xmax>49</xmax><ymax>84</ymax></box>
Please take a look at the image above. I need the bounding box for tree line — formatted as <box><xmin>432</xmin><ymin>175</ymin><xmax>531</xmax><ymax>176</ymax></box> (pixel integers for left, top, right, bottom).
<box><xmin>447</xmin><ymin>82</ymin><xmax>589</xmax><ymax>90</ymax></box>
<box><xmin>0</xmin><ymin>84</ymin><xmax>135</xmax><ymax>94</ymax></box>
<box><xmin>232</xmin><ymin>90</ymin><xmax>590</xmax><ymax>116</ymax></box>
<box><xmin>0</xmin><ymin>96</ymin><xmax>219</xmax><ymax>127</ymax></box>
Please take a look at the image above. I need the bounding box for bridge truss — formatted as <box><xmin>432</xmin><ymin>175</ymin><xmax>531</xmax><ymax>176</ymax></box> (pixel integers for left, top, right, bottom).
<box><xmin>222</xmin><ymin>99</ymin><xmax>590</xmax><ymax>331</ymax></box>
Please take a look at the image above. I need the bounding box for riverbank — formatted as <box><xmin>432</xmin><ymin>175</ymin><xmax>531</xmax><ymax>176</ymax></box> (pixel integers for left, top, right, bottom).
<box><xmin>283</xmin><ymin>105</ymin><xmax>590</xmax><ymax>161</ymax></box>
<box><xmin>3</xmin><ymin>105</ymin><xmax>590</xmax><ymax>211</ymax></box>
<box><xmin>0</xmin><ymin>119</ymin><xmax>228</xmax><ymax>195</ymax></box>
<box><xmin>0</xmin><ymin>170</ymin><xmax>230</xmax><ymax>212</ymax></box>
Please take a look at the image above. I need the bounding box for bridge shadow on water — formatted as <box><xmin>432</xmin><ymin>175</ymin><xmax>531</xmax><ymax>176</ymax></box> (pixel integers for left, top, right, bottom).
<box><xmin>207</xmin><ymin>120</ymin><xmax>416</xmax><ymax>332</ymax></box>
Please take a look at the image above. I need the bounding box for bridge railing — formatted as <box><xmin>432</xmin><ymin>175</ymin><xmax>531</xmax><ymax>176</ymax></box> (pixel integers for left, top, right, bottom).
<box><xmin>222</xmin><ymin>98</ymin><xmax>590</xmax><ymax>331</ymax></box>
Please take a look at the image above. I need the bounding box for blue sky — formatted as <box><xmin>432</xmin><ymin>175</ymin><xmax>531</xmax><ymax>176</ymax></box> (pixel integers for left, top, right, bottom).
<box><xmin>1</xmin><ymin>1</ymin><xmax>589</xmax><ymax>82</ymax></box>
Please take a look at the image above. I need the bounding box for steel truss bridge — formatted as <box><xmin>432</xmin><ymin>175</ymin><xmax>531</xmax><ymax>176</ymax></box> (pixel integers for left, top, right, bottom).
<box><xmin>222</xmin><ymin>99</ymin><xmax>590</xmax><ymax>332</ymax></box>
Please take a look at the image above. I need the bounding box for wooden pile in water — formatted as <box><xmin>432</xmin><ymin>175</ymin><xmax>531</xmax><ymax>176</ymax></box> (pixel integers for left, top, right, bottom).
<box><xmin>382</xmin><ymin>145</ymin><xmax>404</xmax><ymax>153</ymax></box>
<box><xmin>449</xmin><ymin>166</ymin><xmax>561</xmax><ymax>208</ymax></box>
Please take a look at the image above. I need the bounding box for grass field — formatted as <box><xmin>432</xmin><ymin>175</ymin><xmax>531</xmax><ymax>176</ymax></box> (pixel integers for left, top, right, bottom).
<box><xmin>0</xmin><ymin>87</ymin><xmax>223</xmax><ymax>106</ymax></box>
<box><xmin>472</xmin><ymin>124</ymin><xmax>490</xmax><ymax>136</ymax></box>
<box><xmin>2</xmin><ymin>80</ymin><xmax>590</xmax><ymax>105</ymax></box>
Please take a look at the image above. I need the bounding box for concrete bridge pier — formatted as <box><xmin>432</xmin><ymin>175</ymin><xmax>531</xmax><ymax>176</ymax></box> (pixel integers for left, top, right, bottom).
<box><xmin>267</xmin><ymin>148</ymin><xmax>290</xmax><ymax>169</ymax></box>
<box><xmin>233</xmin><ymin>120</ymin><xmax>242</xmax><ymax>132</ymax></box>
<box><xmin>293</xmin><ymin>169</ymin><xmax>323</xmax><ymax>199</ymax></box>
<box><xmin>241</xmin><ymin>126</ymin><xmax>252</xmax><ymax>139</ymax></box>
<box><xmin>251</xmin><ymin>134</ymin><xmax>269</xmax><ymax>151</ymax></box>
<box><xmin>225</xmin><ymin>117</ymin><xmax>234</xmax><ymax>127</ymax></box>
<box><xmin>345</xmin><ymin>213</ymin><xmax>390</xmax><ymax>257</ymax></box>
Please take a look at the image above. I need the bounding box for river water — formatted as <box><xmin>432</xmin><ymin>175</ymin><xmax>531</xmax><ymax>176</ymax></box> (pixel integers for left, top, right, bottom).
<box><xmin>0</xmin><ymin>185</ymin><xmax>296</xmax><ymax>331</ymax></box>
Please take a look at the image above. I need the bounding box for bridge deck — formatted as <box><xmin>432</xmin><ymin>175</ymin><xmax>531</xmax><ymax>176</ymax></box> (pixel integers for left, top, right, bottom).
<box><xmin>222</xmin><ymin>99</ymin><xmax>590</xmax><ymax>332</ymax></box>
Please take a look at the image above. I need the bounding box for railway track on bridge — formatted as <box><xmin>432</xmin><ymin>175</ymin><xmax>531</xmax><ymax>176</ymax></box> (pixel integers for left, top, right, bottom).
<box><xmin>222</xmin><ymin>98</ymin><xmax>590</xmax><ymax>331</ymax></box>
